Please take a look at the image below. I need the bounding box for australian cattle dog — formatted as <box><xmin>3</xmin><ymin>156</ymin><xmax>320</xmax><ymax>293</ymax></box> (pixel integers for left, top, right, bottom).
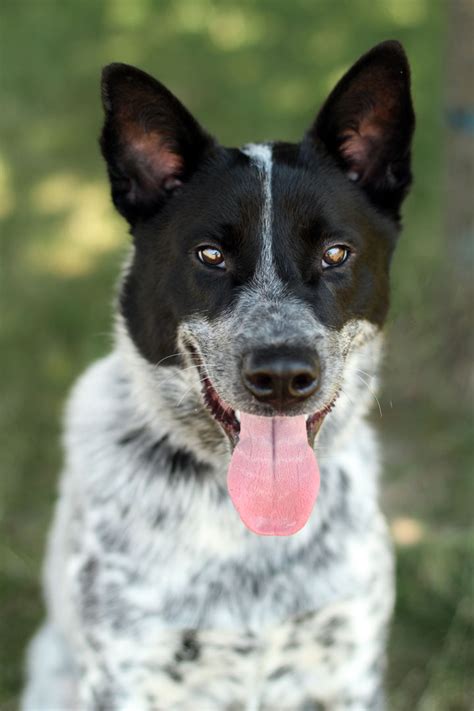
<box><xmin>23</xmin><ymin>41</ymin><xmax>415</xmax><ymax>710</ymax></box>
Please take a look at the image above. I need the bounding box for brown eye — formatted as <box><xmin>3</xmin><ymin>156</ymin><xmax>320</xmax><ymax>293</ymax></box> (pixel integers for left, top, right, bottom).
<box><xmin>322</xmin><ymin>245</ymin><xmax>349</xmax><ymax>269</ymax></box>
<box><xmin>197</xmin><ymin>246</ymin><xmax>226</xmax><ymax>269</ymax></box>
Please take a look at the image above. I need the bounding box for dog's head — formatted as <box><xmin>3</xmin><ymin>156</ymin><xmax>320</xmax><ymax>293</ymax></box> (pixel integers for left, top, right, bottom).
<box><xmin>101</xmin><ymin>41</ymin><xmax>414</xmax><ymax>535</ymax></box>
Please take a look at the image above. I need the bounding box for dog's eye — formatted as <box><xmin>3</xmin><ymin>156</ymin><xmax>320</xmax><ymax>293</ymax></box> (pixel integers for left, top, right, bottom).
<box><xmin>322</xmin><ymin>246</ymin><xmax>349</xmax><ymax>269</ymax></box>
<box><xmin>197</xmin><ymin>246</ymin><xmax>226</xmax><ymax>269</ymax></box>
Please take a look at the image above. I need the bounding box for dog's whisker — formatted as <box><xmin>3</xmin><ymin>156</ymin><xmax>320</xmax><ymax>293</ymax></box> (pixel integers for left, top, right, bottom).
<box><xmin>154</xmin><ymin>351</ymin><xmax>221</xmax><ymax>370</ymax></box>
<box><xmin>155</xmin><ymin>353</ymin><xmax>182</xmax><ymax>367</ymax></box>
<box><xmin>157</xmin><ymin>370</ymin><xmax>215</xmax><ymax>392</ymax></box>
<box><xmin>157</xmin><ymin>362</ymin><xmax>221</xmax><ymax>379</ymax></box>
<box><xmin>353</xmin><ymin>372</ymin><xmax>383</xmax><ymax>418</ymax></box>
<box><xmin>175</xmin><ymin>387</ymin><xmax>195</xmax><ymax>408</ymax></box>
<box><xmin>159</xmin><ymin>372</ymin><xmax>208</xmax><ymax>390</ymax></box>
<box><xmin>174</xmin><ymin>374</ymin><xmax>215</xmax><ymax>407</ymax></box>
<box><xmin>354</xmin><ymin>367</ymin><xmax>376</xmax><ymax>380</ymax></box>
<box><xmin>339</xmin><ymin>386</ymin><xmax>355</xmax><ymax>407</ymax></box>
<box><xmin>319</xmin><ymin>278</ymin><xmax>338</xmax><ymax>299</ymax></box>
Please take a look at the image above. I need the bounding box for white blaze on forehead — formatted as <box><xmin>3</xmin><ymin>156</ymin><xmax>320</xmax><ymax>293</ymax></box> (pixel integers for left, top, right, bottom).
<box><xmin>241</xmin><ymin>143</ymin><xmax>275</xmax><ymax>280</ymax></box>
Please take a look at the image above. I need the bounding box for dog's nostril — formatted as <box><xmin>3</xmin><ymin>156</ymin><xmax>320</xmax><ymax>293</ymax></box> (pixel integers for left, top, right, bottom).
<box><xmin>251</xmin><ymin>372</ymin><xmax>273</xmax><ymax>393</ymax></box>
<box><xmin>290</xmin><ymin>372</ymin><xmax>316</xmax><ymax>394</ymax></box>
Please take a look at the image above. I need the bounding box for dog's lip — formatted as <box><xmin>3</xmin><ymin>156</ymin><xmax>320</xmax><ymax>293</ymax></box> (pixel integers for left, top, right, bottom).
<box><xmin>201</xmin><ymin>374</ymin><xmax>240</xmax><ymax>445</ymax></box>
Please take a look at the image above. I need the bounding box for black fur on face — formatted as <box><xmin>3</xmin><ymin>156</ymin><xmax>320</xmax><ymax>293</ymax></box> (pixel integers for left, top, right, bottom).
<box><xmin>100</xmin><ymin>41</ymin><xmax>414</xmax><ymax>367</ymax></box>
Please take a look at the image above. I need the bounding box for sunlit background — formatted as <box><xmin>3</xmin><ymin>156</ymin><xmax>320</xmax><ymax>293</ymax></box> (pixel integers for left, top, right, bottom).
<box><xmin>1</xmin><ymin>1</ymin><xmax>472</xmax><ymax>708</ymax></box>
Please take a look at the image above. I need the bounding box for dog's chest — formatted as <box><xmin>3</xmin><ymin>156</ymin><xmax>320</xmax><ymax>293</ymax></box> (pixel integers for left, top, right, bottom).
<box><xmin>79</xmin><ymin>447</ymin><xmax>364</xmax><ymax>635</ymax></box>
<box><xmin>83</xmin><ymin>508</ymin><xmax>346</xmax><ymax>631</ymax></box>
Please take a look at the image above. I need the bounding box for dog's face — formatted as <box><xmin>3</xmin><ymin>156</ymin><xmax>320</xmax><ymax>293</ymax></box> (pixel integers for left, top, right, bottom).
<box><xmin>101</xmin><ymin>41</ymin><xmax>414</xmax><ymax>535</ymax></box>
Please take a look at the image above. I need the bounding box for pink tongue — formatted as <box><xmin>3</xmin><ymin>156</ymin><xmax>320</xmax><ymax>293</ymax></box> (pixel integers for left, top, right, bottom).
<box><xmin>227</xmin><ymin>414</ymin><xmax>320</xmax><ymax>536</ymax></box>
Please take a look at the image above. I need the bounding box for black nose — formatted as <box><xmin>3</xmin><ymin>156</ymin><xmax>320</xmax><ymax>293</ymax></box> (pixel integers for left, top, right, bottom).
<box><xmin>242</xmin><ymin>349</ymin><xmax>320</xmax><ymax>410</ymax></box>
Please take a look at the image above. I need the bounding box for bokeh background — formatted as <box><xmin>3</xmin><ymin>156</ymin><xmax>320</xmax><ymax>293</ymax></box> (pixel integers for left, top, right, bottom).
<box><xmin>1</xmin><ymin>1</ymin><xmax>472</xmax><ymax>708</ymax></box>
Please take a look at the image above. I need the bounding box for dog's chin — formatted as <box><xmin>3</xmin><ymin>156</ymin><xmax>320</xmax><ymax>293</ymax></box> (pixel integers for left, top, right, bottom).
<box><xmin>200</xmin><ymin>371</ymin><xmax>337</xmax><ymax>450</ymax></box>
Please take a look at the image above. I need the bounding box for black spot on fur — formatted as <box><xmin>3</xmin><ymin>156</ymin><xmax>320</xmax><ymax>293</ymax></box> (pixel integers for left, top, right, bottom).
<box><xmin>117</xmin><ymin>428</ymin><xmax>146</xmax><ymax>446</ymax></box>
<box><xmin>296</xmin><ymin>609</ymin><xmax>318</xmax><ymax>624</ymax></box>
<box><xmin>91</xmin><ymin>681</ymin><xmax>118</xmax><ymax>710</ymax></box>
<box><xmin>298</xmin><ymin>699</ymin><xmax>327</xmax><ymax>711</ymax></box>
<box><xmin>161</xmin><ymin>593</ymin><xmax>199</xmax><ymax>621</ymax></box>
<box><xmin>79</xmin><ymin>557</ymin><xmax>101</xmax><ymax>622</ymax></box>
<box><xmin>234</xmin><ymin>644</ymin><xmax>254</xmax><ymax>655</ymax></box>
<box><xmin>250</xmin><ymin>577</ymin><xmax>261</xmax><ymax>596</ymax></box>
<box><xmin>339</xmin><ymin>467</ymin><xmax>350</xmax><ymax>493</ymax></box>
<box><xmin>79</xmin><ymin>557</ymin><xmax>98</xmax><ymax>589</ymax></box>
<box><xmin>152</xmin><ymin>509</ymin><xmax>167</xmax><ymax>527</ymax></box>
<box><xmin>267</xmin><ymin>665</ymin><xmax>292</xmax><ymax>681</ymax></box>
<box><xmin>214</xmin><ymin>482</ymin><xmax>228</xmax><ymax>503</ymax></box>
<box><xmin>323</xmin><ymin>615</ymin><xmax>346</xmax><ymax>633</ymax></box>
<box><xmin>143</xmin><ymin>435</ymin><xmax>212</xmax><ymax>480</ymax></box>
<box><xmin>95</xmin><ymin>522</ymin><xmax>129</xmax><ymax>554</ymax></box>
<box><xmin>84</xmin><ymin>631</ymin><xmax>102</xmax><ymax>653</ymax></box>
<box><xmin>315</xmin><ymin>616</ymin><xmax>348</xmax><ymax>648</ymax></box>
<box><xmin>164</xmin><ymin>664</ymin><xmax>183</xmax><ymax>683</ymax></box>
<box><xmin>174</xmin><ymin>631</ymin><xmax>200</xmax><ymax>663</ymax></box>
<box><xmin>118</xmin><ymin>429</ymin><xmax>208</xmax><ymax>484</ymax></box>
<box><xmin>143</xmin><ymin>435</ymin><xmax>169</xmax><ymax>462</ymax></box>
<box><xmin>317</xmin><ymin>631</ymin><xmax>335</xmax><ymax>647</ymax></box>
<box><xmin>170</xmin><ymin>448</ymin><xmax>196</xmax><ymax>474</ymax></box>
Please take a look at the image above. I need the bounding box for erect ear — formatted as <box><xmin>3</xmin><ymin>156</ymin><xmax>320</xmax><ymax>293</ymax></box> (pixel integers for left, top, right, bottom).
<box><xmin>100</xmin><ymin>63</ymin><xmax>215</xmax><ymax>225</ymax></box>
<box><xmin>308</xmin><ymin>40</ymin><xmax>415</xmax><ymax>219</ymax></box>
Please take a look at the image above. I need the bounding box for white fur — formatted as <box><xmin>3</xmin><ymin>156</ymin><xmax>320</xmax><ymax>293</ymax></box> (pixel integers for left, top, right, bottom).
<box><xmin>241</xmin><ymin>143</ymin><xmax>274</xmax><ymax>271</ymax></box>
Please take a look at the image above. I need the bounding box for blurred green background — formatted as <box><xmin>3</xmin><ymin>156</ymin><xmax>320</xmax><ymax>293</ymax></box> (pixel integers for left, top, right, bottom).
<box><xmin>1</xmin><ymin>0</ymin><xmax>472</xmax><ymax>709</ymax></box>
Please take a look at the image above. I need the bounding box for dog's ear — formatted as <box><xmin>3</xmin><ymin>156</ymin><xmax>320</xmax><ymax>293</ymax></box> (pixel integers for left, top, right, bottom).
<box><xmin>308</xmin><ymin>40</ymin><xmax>415</xmax><ymax>219</ymax></box>
<box><xmin>100</xmin><ymin>64</ymin><xmax>215</xmax><ymax>224</ymax></box>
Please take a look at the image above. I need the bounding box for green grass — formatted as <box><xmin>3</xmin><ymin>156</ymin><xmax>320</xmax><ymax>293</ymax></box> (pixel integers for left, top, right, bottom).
<box><xmin>1</xmin><ymin>1</ymin><xmax>472</xmax><ymax>708</ymax></box>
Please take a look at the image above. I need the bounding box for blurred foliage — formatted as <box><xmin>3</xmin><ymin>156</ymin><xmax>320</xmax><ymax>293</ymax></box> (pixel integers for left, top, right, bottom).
<box><xmin>0</xmin><ymin>0</ymin><xmax>472</xmax><ymax>709</ymax></box>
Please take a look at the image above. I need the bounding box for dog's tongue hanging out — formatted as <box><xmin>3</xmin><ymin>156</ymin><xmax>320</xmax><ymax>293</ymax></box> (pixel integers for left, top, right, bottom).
<box><xmin>227</xmin><ymin>414</ymin><xmax>320</xmax><ymax>536</ymax></box>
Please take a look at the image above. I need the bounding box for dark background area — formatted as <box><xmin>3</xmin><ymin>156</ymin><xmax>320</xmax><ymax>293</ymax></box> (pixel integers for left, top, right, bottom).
<box><xmin>0</xmin><ymin>1</ymin><xmax>472</xmax><ymax>709</ymax></box>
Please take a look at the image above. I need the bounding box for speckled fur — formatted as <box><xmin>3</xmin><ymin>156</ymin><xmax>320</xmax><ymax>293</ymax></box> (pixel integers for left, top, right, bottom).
<box><xmin>22</xmin><ymin>120</ymin><xmax>402</xmax><ymax>707</ymax></box>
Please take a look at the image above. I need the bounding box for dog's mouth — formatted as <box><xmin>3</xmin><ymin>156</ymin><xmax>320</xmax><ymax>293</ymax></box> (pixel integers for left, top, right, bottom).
<box><xmin>201</xmin><ymin>372</ymin><xmax>335</xmax><ymax>449</ymax></box>
<box><xmin>184</xmin><ymin>343</ymin><xmax>337</xmax><ymax>538</ymax></box>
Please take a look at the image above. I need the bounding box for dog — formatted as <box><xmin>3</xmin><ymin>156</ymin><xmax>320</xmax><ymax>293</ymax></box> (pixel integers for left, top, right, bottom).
<box><xmin>22</xmin><ymin>40</ymin><xmax>414</xmax><ymax>710</ymax></box>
